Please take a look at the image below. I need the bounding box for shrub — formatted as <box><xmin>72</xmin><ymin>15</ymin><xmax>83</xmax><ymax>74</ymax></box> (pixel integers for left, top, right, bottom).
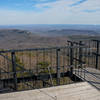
<box><xmin>37</xmin><ymin>61</ymin><xmax>54</xmax><ymax>74</ymax></box>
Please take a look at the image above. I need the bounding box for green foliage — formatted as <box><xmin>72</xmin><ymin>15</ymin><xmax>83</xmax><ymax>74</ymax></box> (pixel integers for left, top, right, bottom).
<box><xmin>17</xmin><ymin>71</ymin><xmax>31</xmax><ymax>78</ymax></box>
<box><xmin>10</xmin><ymin>56</ymin><xmax>31</xmax><ymax>78</ymax></box>
<box><xmin>17</xmin><ymin>52</ymin><xmax>35</xmax><ymax>57</ymax></box>
<box><xmin>16</xmin><ymin>57</ymin><xmax>31</xmax><ymax>77</ymax></box>
<box><xmin>15</xmin><ymin>56</ymin><xmax>24</xmax><ymax>71</ymax></box>
<box><xmin>0</xmin><ymin>49</ymin><xmax>5</xmax><ymax>51</ymax></box>
<box><xmin>38</xmin><ymin>62</ymin><xmax>49</xmax><ymax>69</ymax></box>
<box><xmin>37</xmin><ymin>61</ymin><xmax>54</xmax><ymax>74</ymax></box>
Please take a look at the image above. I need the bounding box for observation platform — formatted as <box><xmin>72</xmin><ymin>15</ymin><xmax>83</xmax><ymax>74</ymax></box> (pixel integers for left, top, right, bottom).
<box><xmin>73</xmin><ymin>67</ymin><xmax>100</xmax><ymax>90</ymax></box>
<box><xmin>0</xmin><ymin>82</ymin><xmax>100</xmax><ymax>100</ymax></box>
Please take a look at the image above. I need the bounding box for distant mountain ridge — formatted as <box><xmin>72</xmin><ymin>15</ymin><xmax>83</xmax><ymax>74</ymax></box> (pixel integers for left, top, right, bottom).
<box><xmin>0</xmin><ymin>29</ymin><xmax>68</xmax><ymax>49</ymax></box>
<box><xmin>0</xmin><ymin>24</ymin><xmax>100</xmax><ymax>49</ymax></box>
<box><xmin>0</xmin><ymin>24</ymin><xmax>100</xmax><ymax>33</ymax></box>
<box><xmin>47</xmin><ymin>29</ymin><xmax>99</xmax><ymax>36</ymax></box>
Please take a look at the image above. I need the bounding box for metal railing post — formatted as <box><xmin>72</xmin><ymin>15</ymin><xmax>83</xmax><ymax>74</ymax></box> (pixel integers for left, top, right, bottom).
<box><xmin>70</xmin><ymin>42</ymin><xmax>73</xmax><ymax>76</ymax></box>
<box><xmin>79</xmin><ymin>41</ymin><xmax>82</xmax><ymax>66</ymax></box>
<box><xmin>96</xmin><ymin>40</ymin><xmax>99</xmax><ymax>69</ymax></box>
<box><xmin>78</xmin><ymin>41</ymin><xmax>83</xmax><ymax>78</ymax></box>
<box><xmin>56</xmin><ymin>48</ymin><xmax>60</xmax><ymax>85</ymax></box>
<box><xmin>11</xmin><ymin>51</ymin><xmax>17</xmax><ymax>91</ymax></box>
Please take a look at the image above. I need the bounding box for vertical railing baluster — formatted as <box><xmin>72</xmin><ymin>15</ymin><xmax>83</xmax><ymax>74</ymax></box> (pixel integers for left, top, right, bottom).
<box><xmin>11</xmin><ymin>51</ymin><xmax>17</xmax><ymax>91</ymax></box>
<box><xmin>36</xmin><ymin>50</ymin><xmax>39</xmax><ymax>74</ymax></box>
<box><xmin>56</xmin><ymin>48</ymin><xmax>60</xmax><ymax>85</ymax></box>
<box><xmin>70</xmin><ymin>42</ymin><xmax>73</xmax><ymax>77</ymax></box>
<box><xmin>79</xmin><ymin>41</ymin><xmax>82</xmax><ymax>65</ymax></box>
<box><xmin>96</xmin><ymin>40</ymin><xmax>99</xmax><ymax>69</ymax></box>
<box><xmin>79</xmin><ymin>41</ymin><xmax>83</xmax><ymax>77</ymax></box>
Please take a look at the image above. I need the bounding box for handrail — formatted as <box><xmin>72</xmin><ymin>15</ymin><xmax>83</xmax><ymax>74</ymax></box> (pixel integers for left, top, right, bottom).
<box><xmin>0</xmin><ymin>45</ymin><xmax>87</xmax><ymax>53</ymax></box>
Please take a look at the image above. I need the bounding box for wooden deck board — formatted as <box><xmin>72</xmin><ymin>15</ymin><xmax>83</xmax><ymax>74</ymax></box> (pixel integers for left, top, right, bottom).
<box><xmin>73</xmin><ymin>67</ymin><xmax>100</xmax><ymax>90</ymax></box>
<box><xmin>0</xmin><ymin>82</ymin><xmax>100</xmax><ymax>100</ymax></box>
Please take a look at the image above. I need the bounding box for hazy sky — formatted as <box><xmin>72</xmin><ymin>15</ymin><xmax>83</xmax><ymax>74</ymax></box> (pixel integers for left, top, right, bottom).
<box><xmin>0</xmin><ymin>0</ymin><xmax>100</xmax><ymax>25</ymax></box>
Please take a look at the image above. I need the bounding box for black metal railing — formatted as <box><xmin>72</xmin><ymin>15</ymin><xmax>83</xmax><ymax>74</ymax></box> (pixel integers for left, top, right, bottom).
<box><xmin>0</xmin><ymin>39</ymin><xmax>100</xmax><ymax>93</ymax></box>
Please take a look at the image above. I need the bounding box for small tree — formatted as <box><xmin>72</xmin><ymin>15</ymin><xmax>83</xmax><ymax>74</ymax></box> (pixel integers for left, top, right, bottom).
<box><xmin>37</xmin><ymin>61</ymin><xmax>54</xmax><ymax>74</ymax></box>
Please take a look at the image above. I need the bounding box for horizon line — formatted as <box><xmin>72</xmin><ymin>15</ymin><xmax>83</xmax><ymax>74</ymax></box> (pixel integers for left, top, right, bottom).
<box><xmin>0</xmin><ymin>24</ymin><xmax>100</xmax><ymax>26</ymax></box>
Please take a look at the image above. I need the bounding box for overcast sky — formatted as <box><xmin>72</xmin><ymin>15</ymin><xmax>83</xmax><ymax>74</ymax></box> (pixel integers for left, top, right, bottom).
<box><xmin>0</xmin><ymin>0</ymin><xmax>100</xmax><ymax>25</ymax></box>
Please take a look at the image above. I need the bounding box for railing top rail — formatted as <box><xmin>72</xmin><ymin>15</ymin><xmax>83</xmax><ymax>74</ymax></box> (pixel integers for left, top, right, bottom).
<box><xmin>92</xmin><ymin>39</ymin><xmax>100</xmax><ymax>42</ymax></box>
<box><xmin>67</xmin><ymin>40</ymin><xmax>85</xmax><ymax>46</ymax></box>
<box><xmin>0</xmin><ymin>45</ymin><xmax>87</xmax><ymax>53</ymax></box>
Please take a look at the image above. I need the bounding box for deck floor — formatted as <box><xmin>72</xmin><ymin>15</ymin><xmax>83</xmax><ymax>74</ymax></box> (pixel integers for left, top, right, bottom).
<box><xmin>0</xmin><ymin>82</ymin><xmax>100</xmax><ymax>100</ymax></box>
<box><xmin>73</xmin><ymin>67</ymin><xmax>100</xmax><ymax>90</ymax></box>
